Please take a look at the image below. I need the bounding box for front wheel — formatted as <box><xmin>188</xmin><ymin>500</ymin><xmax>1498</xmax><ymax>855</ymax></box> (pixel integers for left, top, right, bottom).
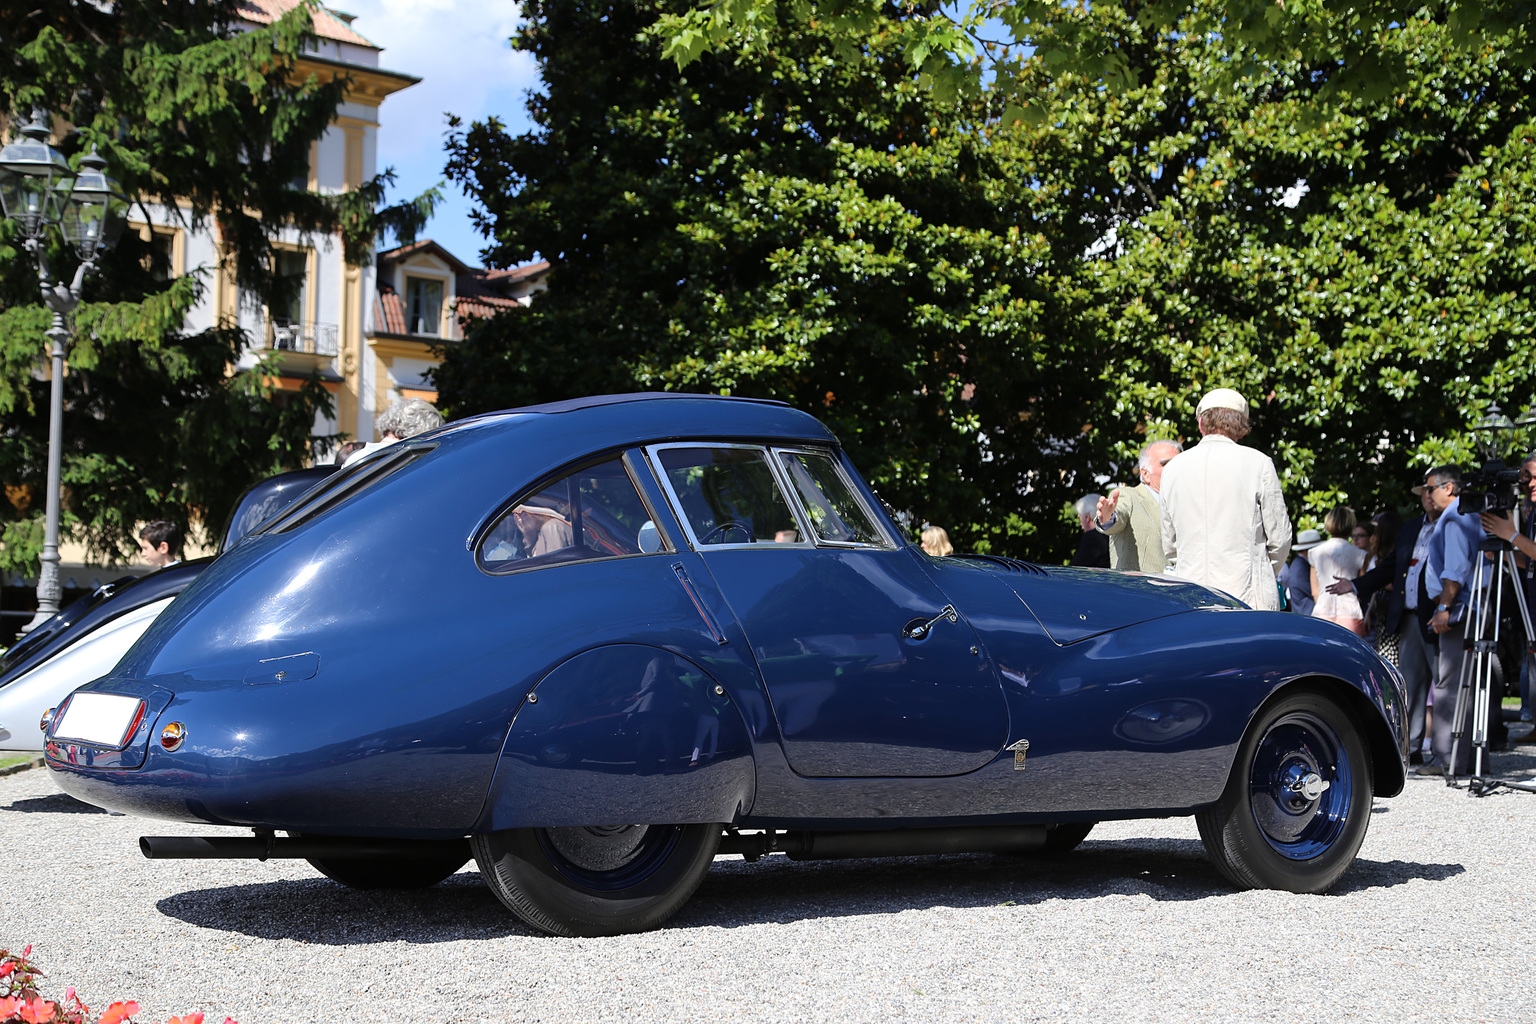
<box><xmin>1197</xmin><ymin>689</ymin><xmax>1372</xmax><ymax>893</ymax></box>
<box><xmin>473</xmin><ymin>823</ymin><xmax>721</xmax><ymax>937</ymax></box>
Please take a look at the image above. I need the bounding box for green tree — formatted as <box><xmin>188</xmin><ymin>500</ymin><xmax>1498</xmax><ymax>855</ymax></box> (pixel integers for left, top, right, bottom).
<box><xmin>1</xmin><ymin>0</ymin><xmax>437</xmax><ymax>572</ymax></box>
<box><xmin>438</xmin><ymin>0</ymin><xmax>1114</xmax><ymax>558</ymax></box>
<box><xmin>1073</xmin><ymin>16</ymin><xmax>1536</xmax><ymax>523</ymax></box>
<box><xmin>656</xmin><ymin>0</ymin><xmax>1534</xmax><ymax>105</ymax></box>
<box><xmin>444</xmin><ymin>0</ymin><xmax>1536</xmax><ymax>561</ymax></box>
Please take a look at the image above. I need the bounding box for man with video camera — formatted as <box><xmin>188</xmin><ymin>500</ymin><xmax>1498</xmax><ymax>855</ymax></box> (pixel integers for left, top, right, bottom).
<box><xmin>1478</xmin><ymin>451</ymin><xmax>1536</xmax><ymax>735</ymax></box>
<box><xmin>1414</xmin><ymin>466</ymin><xmax>1486</xmax><ymax>774</ymax></box>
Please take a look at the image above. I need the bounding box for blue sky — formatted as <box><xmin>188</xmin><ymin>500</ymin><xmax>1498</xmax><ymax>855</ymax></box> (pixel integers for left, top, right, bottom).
<box><xmin>345</xmin><ymin>0</ymin><xmax>539</xmax><ymax>267</ymax></box>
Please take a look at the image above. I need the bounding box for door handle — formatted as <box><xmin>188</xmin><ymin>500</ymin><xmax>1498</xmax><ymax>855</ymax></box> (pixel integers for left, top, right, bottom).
<box><xmin>905</xmin><ymin>605</ymin><xmax>957</xmax><ymax>640</ymax></box>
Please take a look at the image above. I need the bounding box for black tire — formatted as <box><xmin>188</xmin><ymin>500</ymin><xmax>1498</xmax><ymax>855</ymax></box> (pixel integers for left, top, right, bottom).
<box><xmin>1039</xmin><ymin>821</ymin><xmax>1095</xmax><ymax>855</ymax></box>
<box><xmin>306</xmin><ymin>850</ymin><xmax>469</xmax><ymax>890</ymax></box>
<box><xmin>998</xmin><ymin>821</ymin><xmax>1095</xmax><ymax>857</ymax></box>
<box><xmin>472</xmin><ymin>823</ymin><xmax>721</xmax><ymax>937</ymax></box>
<box><xmin>1196</xmin><ymin>689</ymin><xmax>1373</xmax><ymax>893</ymax></box>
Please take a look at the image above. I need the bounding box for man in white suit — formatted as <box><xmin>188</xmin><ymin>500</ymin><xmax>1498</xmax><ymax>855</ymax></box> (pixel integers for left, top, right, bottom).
<box><xmin>1094</xmin><ymin>439</ymin><xmax>1182</xmax><ymax>572</ymax></box>
<box><xmin>1159</xmin><ymin>388</ymin><xmax>1293</xmax><ymax>609</ymax></box>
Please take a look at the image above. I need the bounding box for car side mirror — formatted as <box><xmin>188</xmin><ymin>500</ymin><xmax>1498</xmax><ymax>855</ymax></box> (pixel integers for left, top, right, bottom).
<box><xmin>637</xmin><ymin>520</ymin><xmax>662</xmax><ymax>554</ymax></box>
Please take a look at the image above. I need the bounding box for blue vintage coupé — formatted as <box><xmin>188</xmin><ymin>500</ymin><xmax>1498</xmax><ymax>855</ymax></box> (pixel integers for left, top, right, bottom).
<box><xmin>44</xmin><ymin>394</ymin><xmax>1406</xmax><ymax>936</ymax></box>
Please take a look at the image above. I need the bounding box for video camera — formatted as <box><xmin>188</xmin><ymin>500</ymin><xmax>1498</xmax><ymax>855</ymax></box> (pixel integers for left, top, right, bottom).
<box><xmin>1458</xmin><ymin>458</ymin><xmax>1523</xmax><ymax>516</ymax></box>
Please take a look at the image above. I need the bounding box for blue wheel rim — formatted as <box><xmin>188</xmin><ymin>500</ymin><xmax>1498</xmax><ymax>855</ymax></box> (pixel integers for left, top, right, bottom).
<box><xmin>1247</xmin><ymin>711</ymin><xmax>1353</xmax><ymax>860</ymax></box>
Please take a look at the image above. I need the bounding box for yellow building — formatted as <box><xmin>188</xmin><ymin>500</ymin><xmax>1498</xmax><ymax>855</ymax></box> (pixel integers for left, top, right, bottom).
<box><xmin>2</xmin><ymin>2</ymin><xmax>545</xmax><ymax>631</ymax></box>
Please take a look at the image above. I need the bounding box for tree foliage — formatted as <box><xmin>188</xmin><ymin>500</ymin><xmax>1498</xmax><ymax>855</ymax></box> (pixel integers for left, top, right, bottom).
<box><xmin>439</xmin><ymin>0</ymin><xmax>1109</xmax><ymax>556</ymax></box>
<box><xmin>0</xmin><ymin>1</ymin><xmax>434</xmax><ymax>573</ymax></box>
<box><xmin>1036</xmin><ymin>7</ymin><xmax>1536</xmax><ymax>523</ymax></box>
<box><xmin>443</xmin><ymin>0</ymin><xmax>1536</xmax><ymax>561</ymax></box>
<box><xmin>655</xmin><ymin>0</ymin><xmax>1534</xmax><ymax>105</ymax></box>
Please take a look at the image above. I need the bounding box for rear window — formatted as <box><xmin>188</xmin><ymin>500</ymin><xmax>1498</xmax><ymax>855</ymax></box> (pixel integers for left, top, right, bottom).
<box><xmin>254</xmin><ymin>445</ymin><xmax>433</xmax><ymax>536</ymax></box>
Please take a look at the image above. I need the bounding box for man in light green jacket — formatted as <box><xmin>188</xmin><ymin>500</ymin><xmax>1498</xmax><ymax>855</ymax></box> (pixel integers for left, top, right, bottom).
<box><xmin>1094</xmin><ymin>439</ymin><xmax>1182</xmax><ymax>573</ymax></box>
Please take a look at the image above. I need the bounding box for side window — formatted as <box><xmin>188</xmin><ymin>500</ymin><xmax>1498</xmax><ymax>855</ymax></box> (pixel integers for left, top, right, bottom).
<box><xmin>479</xmin><ymin>456</ymin><xmax>665</xmax><ymax>573</ymax></box>
<box><xmin>777</xmin><ymin>450</ymin><xmax>889</xmax><ymax>546</ymax></box>
<box><xmin>656</xmin><ymin>446</ymin><xmax>802</xmax><ymax>545</ymax></box>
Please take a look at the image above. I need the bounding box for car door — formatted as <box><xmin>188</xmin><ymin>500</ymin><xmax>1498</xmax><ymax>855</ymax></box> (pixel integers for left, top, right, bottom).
<box><xmin>647</xmin><ymin>442</ymin><xmax>1007</xmax><ymax>778</ymax></box>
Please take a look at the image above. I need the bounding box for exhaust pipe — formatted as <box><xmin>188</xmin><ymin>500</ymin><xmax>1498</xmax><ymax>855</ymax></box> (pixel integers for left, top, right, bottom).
<box><xmin>146</xmin><ymin>823</ymin><xmax>1055</xmax><ymax>863</ymax></box>
<box><xmin>718</xmin><ymin>824</ymin><xmax>1050</xmax><ymax>861</ymax></box>
<box><xmin>140</xmin><ymin>834</ymin><xmax>470</xmax><ymax>861</ymax></box>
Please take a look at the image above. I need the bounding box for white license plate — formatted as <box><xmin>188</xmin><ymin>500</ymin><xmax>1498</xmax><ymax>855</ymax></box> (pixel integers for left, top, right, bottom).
<box><xmin>53</xmin><ymin>693</ymin><xmax>145</xmax><ymax>748</ymax></box>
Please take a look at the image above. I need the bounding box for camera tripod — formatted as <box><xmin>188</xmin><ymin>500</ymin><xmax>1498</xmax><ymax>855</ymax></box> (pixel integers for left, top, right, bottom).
<box><xmin>1446</xmin><ymin>534</ymin><xmax>1536</xmax><ymax>795</ymax></box>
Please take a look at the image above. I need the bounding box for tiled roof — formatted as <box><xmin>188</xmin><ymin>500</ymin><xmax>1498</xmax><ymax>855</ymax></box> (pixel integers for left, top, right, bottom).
<box><xmin>482</xmin><ymin>260</ymin><xmax>551</xmax><ymax>284</ymax></box>
<box><xmin>375</xmin><ymin>240</ymin><xmax>548</xmax><ymax>336</ymax></box>
<box><xmin>377</xmin><ymin>238</ymin><xmax>476</xmax><ymax>274</ymax></box>
<box><xmin>235</xmin><ymin>0</ymin><xmax>377</xmax><ymax>48</ymax></box>
<box><xmin>455</xmin><ymin>293</ymin><xmax>524</xmax><ymax>321</ymax></box>
<box><xmin>375</xmin><ymin>284</ymin><xmax>407</xmax><ymax>334</ymax></box>
<box><xmin>455</xmin><ymin>271</ymin><xmax>527</xmax><ymax>321</ymax></box>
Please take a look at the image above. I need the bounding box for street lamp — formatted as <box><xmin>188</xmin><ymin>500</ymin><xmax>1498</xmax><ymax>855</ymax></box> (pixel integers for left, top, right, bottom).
<box><xmin>0</xmin><ymin>110</ymin><xmax>127</xmax><ymax>632</ymax></box>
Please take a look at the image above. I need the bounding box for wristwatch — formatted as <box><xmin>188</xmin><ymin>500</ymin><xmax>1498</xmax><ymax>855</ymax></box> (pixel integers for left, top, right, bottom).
<box><xmin>1436</xmin><ymin>603</ymin><xmax>1450</xmax><ymax>613</ymax></box>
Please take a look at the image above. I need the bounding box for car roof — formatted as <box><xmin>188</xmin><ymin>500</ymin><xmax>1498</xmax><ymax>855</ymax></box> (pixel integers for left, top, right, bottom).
<box><xmin>436</xmin><ymin>393</ymin><xmax>837</xmax><ymax>449</ymax></box>
<box><xmin>504</xmin><ymin>393</ymin><xmax>791</xmax><ymax>416</ymax></box>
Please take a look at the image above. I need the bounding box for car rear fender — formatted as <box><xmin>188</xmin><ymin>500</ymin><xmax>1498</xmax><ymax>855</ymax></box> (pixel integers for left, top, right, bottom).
<box><xmin>475</xmin><ymin>644</ymin><xmax>757</xmax><ymax>831</ymax></box>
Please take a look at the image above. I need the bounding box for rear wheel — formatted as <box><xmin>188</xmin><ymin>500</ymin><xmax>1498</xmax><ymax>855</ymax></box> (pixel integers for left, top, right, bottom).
<box><xmin>1039</xmin><ymin>821</ymin><xmax>1095</xmax><ymax>855</ymax></box>
<box><xmin>473</xmin><ymin>823</ymin><xmax>721</xmax><ymax>937</ymax></box>
<box><xmin>1197</xmin><ymin>689</ymin><xmax>1372</xmax><ymax>893</ymax></box>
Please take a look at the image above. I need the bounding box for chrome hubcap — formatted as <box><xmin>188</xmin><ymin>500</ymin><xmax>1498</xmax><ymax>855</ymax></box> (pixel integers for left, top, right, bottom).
<box><xmin>1247</xmin><ymin>711</ymin><xmax>1353</xmax><ymax>860</ymax></box>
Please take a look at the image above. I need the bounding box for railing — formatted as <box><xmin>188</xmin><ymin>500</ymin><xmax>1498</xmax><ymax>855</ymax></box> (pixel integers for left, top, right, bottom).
<box><xmin>258</xmin><ymin>319</ymin><xmax>339</xmax><ymax>358</ymax></box>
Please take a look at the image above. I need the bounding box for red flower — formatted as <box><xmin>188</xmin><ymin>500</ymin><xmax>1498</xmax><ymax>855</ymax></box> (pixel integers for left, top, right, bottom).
<box><xmin>165</xmin><ymin>1014</ymin><xmax>204</xmax><ymax>1024</ymax></box>
<box><xmin>0</xmin><ymin>996</ymin><xmax>23</xmax><ymax>1016</ymax></box>
<box><xmin>18</xmin><ymin>996</ymin><xmax>58</xmax><ymax>1023</ymax></box>
<box><xmin>0</xmin><ymin>962</ymin><xmax>14</xmax><ymax>977</ymax></box>
<box><xmin>97</xmin><ymin>1001</ymin><xmax>141</xmax><ymax>1024</ymax></box>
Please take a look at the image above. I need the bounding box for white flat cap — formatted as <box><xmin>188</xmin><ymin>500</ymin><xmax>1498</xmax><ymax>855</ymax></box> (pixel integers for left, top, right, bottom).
<box><xmin>1196</xmin><ymin>387</ymin><xmax>1249</xmax><ymax>416</ymax></box>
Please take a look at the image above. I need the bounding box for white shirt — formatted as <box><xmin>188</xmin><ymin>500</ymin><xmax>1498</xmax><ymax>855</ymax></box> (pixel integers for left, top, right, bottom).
<box><xmin>1405</xmin><ymin>520</ymin><xmax>1435</xmax><ymax>610</ymax></box>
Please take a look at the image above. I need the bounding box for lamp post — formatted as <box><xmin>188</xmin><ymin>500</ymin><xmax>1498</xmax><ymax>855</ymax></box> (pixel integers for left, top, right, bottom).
<box><xmin>0</xmin><ymin>110</ymin><xmax>127</xmax><ymax>632</ymax></box>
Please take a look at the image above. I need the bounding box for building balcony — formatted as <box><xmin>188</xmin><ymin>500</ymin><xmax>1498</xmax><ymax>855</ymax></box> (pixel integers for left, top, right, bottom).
<box><xmin>256</xmin><ymin>319</ymin><xmax>339</xmax><ymax>377</ymax></box>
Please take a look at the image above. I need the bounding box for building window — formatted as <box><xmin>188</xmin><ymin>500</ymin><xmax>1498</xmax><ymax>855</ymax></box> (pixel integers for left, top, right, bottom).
<box><xmin>406</xmin><ymin>276</ymin><xmax>443</xmax><ymax>337</ymax></box>
<box><xmin>147</xmin><ymin>231</ymin><xmax>176</xmax><ymax>281</ymax></box>
<box><xmin>275</xmin><ymin>249</ymin><xmax>309</xmax><ymax>326</ymax></box>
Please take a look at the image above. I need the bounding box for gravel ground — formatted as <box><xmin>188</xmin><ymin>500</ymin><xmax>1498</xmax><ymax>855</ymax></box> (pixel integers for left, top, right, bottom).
<box><xmin>3</xmin><ymin>741</ymin><xmax>1534</xmax><ymax>1024</ymax></box>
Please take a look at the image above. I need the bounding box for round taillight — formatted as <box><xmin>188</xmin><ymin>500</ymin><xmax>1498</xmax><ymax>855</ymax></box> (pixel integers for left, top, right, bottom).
<box><xmin>39</xmin><ymin>707</ymin><xmax>57</xmax><ymax>735</ymax></box>
<box><xmin>160</xmin><ymin>722</ymin><xmax>186</xmax><ymax>751</ymax></box>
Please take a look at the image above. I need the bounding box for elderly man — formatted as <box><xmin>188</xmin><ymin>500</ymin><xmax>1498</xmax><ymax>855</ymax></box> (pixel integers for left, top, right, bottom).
<box><xmin>343</xmin><ymin>397</ymin><xmax>444</xmax><ymax>467</ymax></box>
<box><xmin>1094</xmin><ymin>439</ymin><xmax>1182</xmax><ymax>572</ymax></box>
<box><xmin>1070</xmin><ymin>494</ymin><xmax>1110</xmax><ymax>567</ymax></box>
<box><xmin>1159</xmin><ymin>387</ymin><xmax>1293</xmax><ymax>609</ymax></box>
